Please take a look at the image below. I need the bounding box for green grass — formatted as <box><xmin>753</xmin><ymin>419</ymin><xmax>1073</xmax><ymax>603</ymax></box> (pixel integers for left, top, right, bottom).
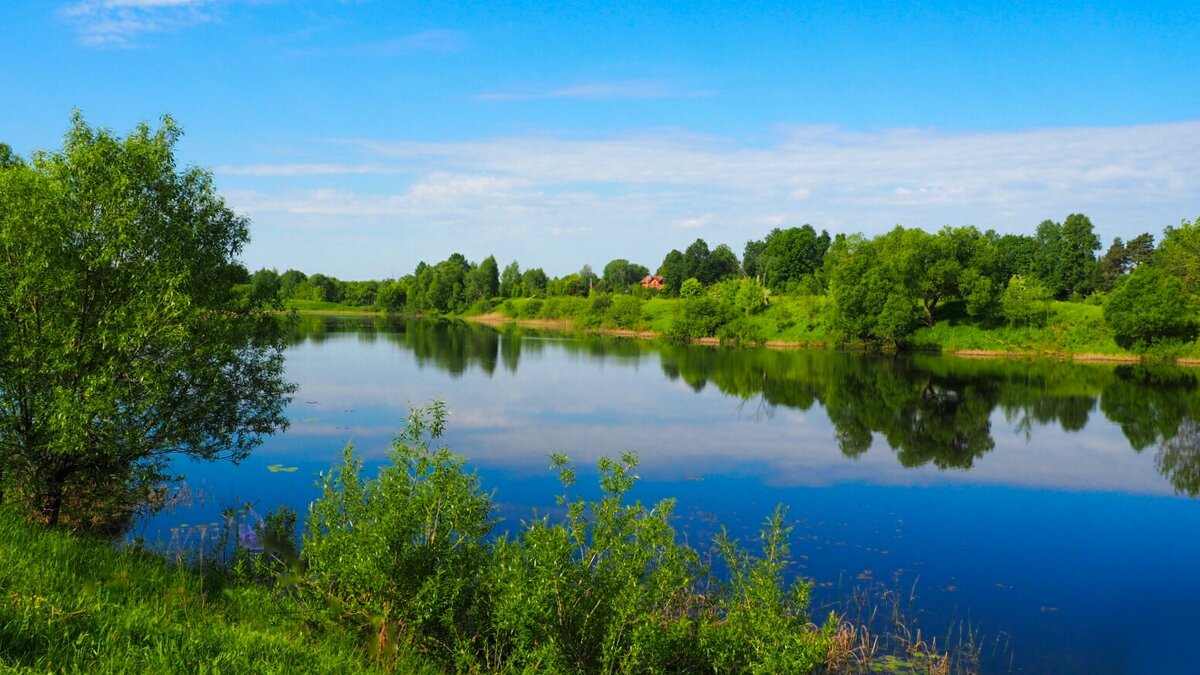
<box><xmin>462</xmin><ymin>292</ymin><xmax>1200</xmax><ymax>361</ymax></box>
<box><xmin>0</xmin><ymin>509</ymin><xmax>420</xmax><ymax>674</ymax></box>
<box><xmin>908</xmin><ymin>301</ymin><xmax>1122</xmax><ymax>355</ymax></box>
<box><xmin>284</xmin><ymin>298</ymin><xmax>380</xmax><ymax>313</ymax></box>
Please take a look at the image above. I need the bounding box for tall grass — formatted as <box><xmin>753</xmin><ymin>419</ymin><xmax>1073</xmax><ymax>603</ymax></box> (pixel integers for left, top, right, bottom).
<box><xmin>0</xmin><ymin>507</ymin><xmax>409</xmax><ymax>674</ymax></box>
<box><xmin>2</xmin><ymin>403</ymin><xmax>984</xmax><ymax>673</ymax></box>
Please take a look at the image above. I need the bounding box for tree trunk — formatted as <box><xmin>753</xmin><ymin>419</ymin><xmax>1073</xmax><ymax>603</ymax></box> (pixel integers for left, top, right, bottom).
<box><xmin>40</xmin><ymin>466</ymin><xmax>70</xmax><ymax>527</ymax></box>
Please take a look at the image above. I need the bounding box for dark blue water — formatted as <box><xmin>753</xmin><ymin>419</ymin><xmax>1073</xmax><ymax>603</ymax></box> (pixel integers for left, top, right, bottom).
<box><xmin>136</xmin><ymin>317</ymin><xmax>1200</xmax><ymax>674</ymax></box>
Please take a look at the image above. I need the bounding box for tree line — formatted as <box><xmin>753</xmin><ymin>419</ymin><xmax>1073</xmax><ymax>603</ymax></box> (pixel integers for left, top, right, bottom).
<box><xmin>264</xmin><ymin>214</ymin><xmax>1199</xmax><ymax>352</ymax></box>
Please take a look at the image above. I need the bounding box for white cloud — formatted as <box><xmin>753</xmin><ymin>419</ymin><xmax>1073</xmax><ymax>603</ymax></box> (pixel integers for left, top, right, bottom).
<box><xmin>679</xmin><ymin>213</ymin><xmax>713</xmax><ymax>230</ymax></box>
<box><xmin>216</xmin><ymin>163</ymin><xmax>408</xmax><ymax>177</ymax></box>
<box><xmin>288</xmin><ymin>29</ymin><xmax>469</xmax><ymax>57</ymax></box>
<box><xmin>225</xmin><ymin>121</ymin><xmax>1200</xmax><ymax>278</ymax></box>
<box><xmin>475</xmin><ymin>81</ymin><xmax>715</xmax><ymax>102</ymax></box>
<box><xmin>60</xmin><ymin>0</ymin><xmax>219</xmax><ymax>46</ymax></box>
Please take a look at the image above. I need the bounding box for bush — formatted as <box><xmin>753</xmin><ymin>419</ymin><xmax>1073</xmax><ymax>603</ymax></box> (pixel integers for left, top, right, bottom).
<box><xmin>1104</xmin><ymin>266</ymin><xmax>1198</xmax><ymax>351</ymax></box>
<box><xmin>519</xmin><ymin>299</ymin><xmax>543</xmax><ymax>318</ymax></box>
<box><xmin>538</xmin><ymin>296</ymin><xmax>589</xmax><ymax>320</ymax></box>
<box><xmin>298</xmin><ymin>404</ymin><xmax>841</xmax><ymax>671</ymax></box>
<box><xmin>605</xmin><ymin>295</ymin><xmax>644</xmax><ymax>329</ymax></box>
<box><xmin>466</xmin><ymin>297</ymin><xmax>492</xmax><ymax>315</ymax></box>
<box><xmin>578</xmin><ymin>293</ymin><xmax>614</xmax><ymax>328</ymax></box>
<box><xmin>668</xmin><ymin>296</ymin><xmax>733</xmax><ymax>341</ymax></box>
<box><xmin>718</xmin><ymin>316</ymin><xmax>766</xmax><ymax>346</ymax></box>
<box><xmin>1001</xmin><ymin>275</ymin><xmax>1052</xmax><ymax>327</ymax></box>
<box><xmin>302</xmin><ymin>402</ymin><xmax>494</xmax><ymax>658</ymax></box>
<box><xmin>680</xmin><ymin>277</ymin><xmax>704</xmax><ymax>298</ymax></box>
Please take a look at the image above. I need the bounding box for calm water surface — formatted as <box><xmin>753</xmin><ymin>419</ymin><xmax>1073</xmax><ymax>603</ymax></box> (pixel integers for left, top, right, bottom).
<box><xmin>141</xmin><ymin>316</ymin><xmax>1200</xmax><ymax>674</ymax></box>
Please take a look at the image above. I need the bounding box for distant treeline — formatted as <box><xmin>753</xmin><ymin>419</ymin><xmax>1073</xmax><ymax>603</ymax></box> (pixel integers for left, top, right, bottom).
<box><xmin>246</xmin><ymin>213</ymin><xmax>1200</xmax><ymax>352</ymax></box>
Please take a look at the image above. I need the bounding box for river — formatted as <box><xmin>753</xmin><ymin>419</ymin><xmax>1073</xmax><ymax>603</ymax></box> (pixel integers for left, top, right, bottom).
<box><xmin>138</xmin><ymin>315</ymin><xmax>1200</xmax><ymax>674</ymax></box>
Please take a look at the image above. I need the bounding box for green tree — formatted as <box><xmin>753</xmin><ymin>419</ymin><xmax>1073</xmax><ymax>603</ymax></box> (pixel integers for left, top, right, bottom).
<box><xmin>278</xmin><ymin>268</ymin><xmax>307</xmax><ymax>298</ymax></box>
<box><xmin>742</xmin><ymin>238</ymin><xmax>767</xmax><ymax>281</ymax></box>
<box><xmin>761</xmin><ymin>225</ymin><xmax>830</xmax><ymax>291</ymax></box>
<box><xmin>1098</xmin><ymin>238</ymin><xmax>1129</xmax><ymax>292</ymax></box>
<box><xmin>1103</xmin><ymin>265</ymin><xmax>1198</xmax><ymax>351</ymax></box>
<box><xmin>682</xmin><ymin>239</ymin><xmax>711</xmax><ymax>282</ymax></box>
<box><xmin>1156</xmin><ymin>217</ymin><xmax>1200</xmax><ymax>298</ymax></box>
<box><xmin>0</xmin><ymin>143</ymin><xmax>20</xmax><ymax>169</ymax></box>
<box><xmin>306</xmin><ymin>273</ymin><xmax>341</xmax><ymax>303</ymax></box>
<box><xmin>702</xmin><ymin>243</ymin><xmax>741</xmax><ymax>285</ymax></box>
<box><xmin>377</xmin><ymin>280</ymin><xmax>408</xmax><ymax>312</ymax></box>
<box><xmin>0</xmin><ymin>114</ymin><xmax>293</xmax><ymax>529</ymax></box>
<box><xmin>1126</xmin><ymin>232</ymin><xmax>1156</xmax><ymax>268</ymax></box>
<box><xmin>826</xmin><ymin>234</ymin><xmax>919</xmax><ymax>346</ymax></box>
<box><xmin>657</xmin><ymin>249</ymin><xmax>686</xmax><ymax>296</ymax></box>
<box><xmin>1034</xmin><ymin>214</ymin><xmax>1100</xmax><ymax>299</ymax></box>
<box><xmin>474</xmin><ymin>255</ymin><xmax>500</xmax><ymax>299</ymax></box>
<box><xmin>1000</xmin><ymin>275</ymin><xmax>1052</xmax><ymax>327</ymax></box>
<box><xmin>993</xmin><ymin>232</ymin><xmax>1038</xmax><ymax>282</ymax></box>
<box><xmin>521</xmin><ymin>267</ymin><xmax>548</xmax><ymax>297</ymax></box>
<box><xmin>500</xmin><ymin>260</ymin><xmax>522</xmax><ymax>297</ymax></box>
<box><xmin>249</xmin><ymin>267</ymin><xmax>282</xmax><ymax>305</ymax></box>
<box><xmin>602</xmin><ymin>258</ymin><xmax>649</xmax><ymax>292</ymax></box>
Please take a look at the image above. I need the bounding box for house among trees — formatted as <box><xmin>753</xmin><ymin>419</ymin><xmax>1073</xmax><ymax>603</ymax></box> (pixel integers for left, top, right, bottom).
<box><xmin>640</xmin><ymin>274</ymin><xmax>665</xmax><ymax>290</ymax></box>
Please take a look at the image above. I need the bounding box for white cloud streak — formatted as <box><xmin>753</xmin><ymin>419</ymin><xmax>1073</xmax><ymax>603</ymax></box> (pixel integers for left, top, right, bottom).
<box><xmin>224</xmin><ymin>121</ymin><xmax>1200</xmax><ymax>277</ymax></box>
<box><xmin>475</xmin><ymin>81</ymin><xmax>715</xmax><ymax>101</ymax></box>
<box><xmin>287</xmin><ymin>29</ymin><xmax>469</xmax><ymax>57</ymax></box>
<box><xmin>60</xmin><ymin>0</ymin><xmax>219</xmax><ymax>46</ymax></box>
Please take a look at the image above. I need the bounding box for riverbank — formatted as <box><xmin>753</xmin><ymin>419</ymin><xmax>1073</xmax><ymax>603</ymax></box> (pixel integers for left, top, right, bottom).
<box><xmin>467</xmin><ymin>311</ymin><xmax>1200</xmax><ymax>365</ymax></box>
<box><xmin>288</xmin><ymin>295</ymin><xmax>1200</xmax><ymax>364</ymax></box>
<box><xmin>0</xmin><ymin>509</ymin><xmax>405</xmax><ymax>674</ymax></box>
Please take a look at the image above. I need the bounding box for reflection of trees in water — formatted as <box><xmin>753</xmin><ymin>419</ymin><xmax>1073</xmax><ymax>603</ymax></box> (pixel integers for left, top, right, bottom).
<box><xmin>290</xmin><ymin>316</ymin><xmax>502</xmax><ymax>377</ymax></box>
<box><xmin>659</xmin><ymin>349</ymin><xmax>999</xmax><ymax>469</ymax></box>
<box><xmin>290</xmin><ymin>317</ymin><xmax>1200</xmax><ymax>494</ymax></box>
<box><xmin>823</xmin><ymin>361</ymin><xmax>997</xmax><ymax>469</ymax></box>
<box><xmin>656</xmin><ymin>346</ymin><xmax>1200</xmax><ymax>488</ymax></box>
<box><xmin>1101</xmin><ymin>365</ymin><xmax>1199</xmax><ymax>450</ymax></box>
<box><xmin>1157</xmin><ymin>419</ymin><xmax>1200</xmax><ymax>496</ymax></box>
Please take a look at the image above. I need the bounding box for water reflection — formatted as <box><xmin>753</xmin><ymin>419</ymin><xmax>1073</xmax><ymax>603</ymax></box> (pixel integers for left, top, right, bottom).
<box><xmin>288</xmin><ymin>315</ymin><xmax>1200</xmax><ymax>496</ymax></box>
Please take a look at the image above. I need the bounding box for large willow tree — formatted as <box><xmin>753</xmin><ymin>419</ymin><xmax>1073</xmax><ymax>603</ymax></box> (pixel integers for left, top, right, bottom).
<box><xmin>0</xmin><ymin>114</ymin><xmax>292</xmax><ymax>531</ymax></box>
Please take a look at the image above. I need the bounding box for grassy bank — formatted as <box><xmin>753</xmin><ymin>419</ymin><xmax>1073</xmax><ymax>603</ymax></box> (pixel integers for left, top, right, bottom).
<box><xmin>0</xmin><ymin>508</ymin><xmax>411</xmax><ymax>674</ymax></box>
<box><xmin>476</xmin><ymin>294</ymin><xmax>1200</xmax><ymax>361</ymax></box>
<box><xmin>284</xmin><ymin>298</ymin><xmax>383</xmax><ymax>314</ymax></box>
<box><xmin>0</xmin><ymin>399</ymin><xmax>984</xmax><ymax>673</ymax></box>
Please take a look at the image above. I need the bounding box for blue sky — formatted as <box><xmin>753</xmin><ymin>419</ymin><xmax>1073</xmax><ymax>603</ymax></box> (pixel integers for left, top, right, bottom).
<box><xmin>4</xmin><ymin>0</ymin><xmax>1200</xmax><ymax>279</ymax></box>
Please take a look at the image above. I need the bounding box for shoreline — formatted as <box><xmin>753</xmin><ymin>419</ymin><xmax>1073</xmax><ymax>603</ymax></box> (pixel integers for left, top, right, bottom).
<box><xmin>464</xmin><ymin>312</ymin><xmax>1197</xmax><ymax>366</ymax></box>
<box><xmin>285</xmin><ymin>309</ymin><xmax>1198</xmax><ymax>366</ymax></box>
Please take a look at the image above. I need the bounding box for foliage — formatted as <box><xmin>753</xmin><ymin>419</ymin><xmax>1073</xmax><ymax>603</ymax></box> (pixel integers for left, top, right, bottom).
<box><xmin>499</xmin><ymin>260</ymin><xmax>522</xmax><ymax>298</ymax></box>
<box><xmin>266</xmin><ymin>209</ymin><xmax>1198</xmax><ymax>362</ymax></box>
<box><xmin>521</xmin><ymin>267</ymin><xmax>549</xmax><ymax>297</ymax></box>
<box><xmin>680</xmin><ymin>277</ymin><xmax>704</xmax><ymax>298</ymax></box>
<box><xmin>475</xmin><ymin>255</ymin><xmax>501</xmax><ymax>300</ymax></box>
<box><xmin>0</xmin><ymin>114</ymin><xmax>292</xmax><ymax>531</ymax></box>
<box><xmin>826</xmin><ymin>234</ymin><xmax>919</xmax><ymax>347</ymax></box>
<box><xmin>605</xmin><ymin>294</ymin><xmax>645</xmax><ymax>329</ymax></box>
<box><xmin>1103</xmin><ymin>265</ymin><xmax>1198</xmax><ymax>351</ymax></box>
<box><xmin>717</xmin><ymin>317</ymin><xmax>767</xmax><ymax>346</ymax></box>
<box><xmin>1000</xmin><ymin>275</ymin><xmax>1052</xmax><ymax>327</ymax></box>
<box><xmin>602</xmin><ymin>258</ymin><xmax>650</xmax><ymax>292</ymax></box>
<box><xmin>747</xmin><ymin>225</ymin><xmax>831</xmax><ymax>291</ymax></box>
<box><xmin>300</xmin><ymin>405</ymin><xmax>839</xmax><ymax>672</ymax></box>
<box><xmin>1156</xmin><ymin>217</ymin><xmax>1200</xmax><ymax>298</ymax></box>
<box><xmin>1033</xmin><ymin>214</ymin><xmax>1101</xmax><ymax>299</ymax></box>
<box><xmin>658</xmin><ymin>239</ymin><xmax>741</xmax><ymax>296</ymax></box>
<box><xmin>303</xmin><ymin>402</ymin><xmax>494</xmax><ymax>660</ymax></box>
<box><xmin>667</xmin><ymin>296</ymin><xmax>734</xmax><ymax>342</ymax></box>
<box><xmin>0</xmin><ymin>507</ymin><xmax>399</xmax><ymax>674</ymax></box>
